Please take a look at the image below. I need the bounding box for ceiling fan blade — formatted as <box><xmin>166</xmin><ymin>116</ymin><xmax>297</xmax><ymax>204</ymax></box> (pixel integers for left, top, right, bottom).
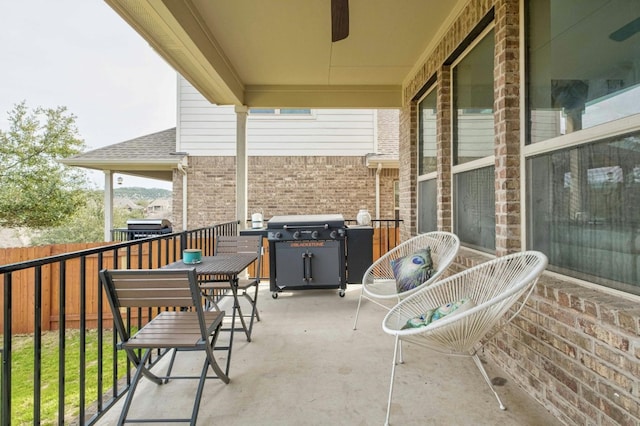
<box><xmin>609</xmin><ymin>17</ymin><xmax>640</xmax><ymax>42</ymax></box>
<box><xmin>331</xmin><ymin>0</ymin><xmax>349</xmax><ymax>42</ymax></box>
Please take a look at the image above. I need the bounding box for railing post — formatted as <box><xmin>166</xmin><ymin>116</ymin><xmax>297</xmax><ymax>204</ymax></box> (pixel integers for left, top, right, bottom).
<box><xmin>2</xmin><ymin>273</ymin><xmax>12</xmax><ymax>426</ymax></box>
<box><xmin>180</xmin><ymin>231</ymin><xmax>188</xmax><ymax>254</ymax></box>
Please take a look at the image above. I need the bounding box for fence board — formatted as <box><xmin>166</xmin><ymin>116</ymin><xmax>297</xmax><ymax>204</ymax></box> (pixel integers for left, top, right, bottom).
<box><xmin>1</xmin><ymin>243</ymin><xmax>107</xmax><ymax>333</ymax></box>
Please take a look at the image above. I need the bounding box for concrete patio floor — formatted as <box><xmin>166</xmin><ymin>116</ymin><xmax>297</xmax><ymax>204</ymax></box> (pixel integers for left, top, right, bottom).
<box><xmin>95</xmin><ymin>284</ymin><xmax>562</xmax><ymax>426</ymax></box>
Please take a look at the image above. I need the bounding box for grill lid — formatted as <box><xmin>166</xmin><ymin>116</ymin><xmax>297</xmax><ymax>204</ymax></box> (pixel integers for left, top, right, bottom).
<box><xmin>267</xmin><ymin>214</ymin><xmax>345</xmax><ymax>229</ymax></box>
<box><xmin>126</xmin><ymin>219</ymin><xmax>172</xmax><ymax>230</ymax></box>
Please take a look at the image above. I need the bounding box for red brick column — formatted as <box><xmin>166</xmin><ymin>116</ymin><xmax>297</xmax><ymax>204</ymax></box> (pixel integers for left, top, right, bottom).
<box><xmin>172</xmin><ymin>169</ymin><xmax>184</xmax><ymax>231</ymax></box>
<box><xmin>399</xmin><ymin>103</ymin><xmax>418</xmax><ymax>240</ymax></box>
<box><xmin>437</xmin><ymin>66</ymin><xmax>453</xmax><ymax>232</ymax></box>
<box><xmin>493</xmin><ymin>0</ymin><xmax>521</xmax><ymax>255</ymax></box>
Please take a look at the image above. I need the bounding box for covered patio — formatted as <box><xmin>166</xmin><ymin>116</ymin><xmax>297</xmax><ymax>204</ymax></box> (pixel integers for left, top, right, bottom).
<box><xmin>51</xmin><ymin>0</ymin><xmax>640</xmax><ymax>424</ymax></box>
<box><xmin>103</xmin><ymin>0</ymin><xmax>462</xmax><ymax>229</ymax></box>
<box><xmin>93</xmin><ymin>284</ymin><xmax>560</xmax><ymax>425</ymax></box>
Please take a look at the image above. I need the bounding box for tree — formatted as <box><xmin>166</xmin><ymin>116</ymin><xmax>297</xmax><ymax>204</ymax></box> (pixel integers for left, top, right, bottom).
<box><xmin>0</xmin><ymin>102</ymin><xmax>88</xmax><ymax>228</ymax></box>
<box><xmin>29</xmin><ymin>190</ymin><xmax>140</xmax><ymax>245</ymax></box>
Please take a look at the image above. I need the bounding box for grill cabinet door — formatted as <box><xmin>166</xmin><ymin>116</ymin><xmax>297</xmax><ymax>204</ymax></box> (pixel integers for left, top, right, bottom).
<box><xmin>274</xmin><ymin>240</ymin><xmax>343</xmax><ymax>288</ymax></box>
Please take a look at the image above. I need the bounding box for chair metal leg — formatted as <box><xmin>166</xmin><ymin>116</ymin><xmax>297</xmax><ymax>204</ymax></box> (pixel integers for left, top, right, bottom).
<box><xmin>189</xmin><ymin>357</ymin><xmax>210</xmax><ymax>425</ymax></box>
<box><xmin>223</xmin><ymin>291</ymin><xmax>238</xmax><ymax>376</ymax></box>
<box><xmin>124</xmin><ymin>347</ymin><xmax>163</xmax><ymax>385</ymax></box>
<box><xmin>165</xmin><ymin>348</ymin><xmax>179</xmax><ymax>384</ymax></box>
<box><xmin>118</xmin><ymin>349</ymin><xmax>154</xmax><ymax>425</ymax></box>
<box><xmin>390</xmin><ymin>308</ymin><xmax>404</xmax><ymax>364</ymax></box>
<box><xmin>244</xmin><ymin>283</ymin><xmax>260</xmax><ymax>321</ymax></box>
<box><xmin>192</xmin><ymin>323</ymin><xmax>229</xmax><ymax>425</ymax></box>
<box><xmin>385</xmin><ymin>335</ymin><xmax>401</xmax><ymax>426</ymax></box>
<box><xmin>353</xmin><ymin>286</ymin><xmax>365</xmax><ymax>330</ymax></box>
<box><xmin>220</xmin><ymin>278</ymin><xmax>252</xmax><ymax>342</ymax></box>
<box><xmin>203</xmin><ymin>288</ymin><xmax>223</xmax><ymax>312</ymax></box>
<box><xmin>242</xmin><ymin>284</ymin><xmax>259</xmax><ymax>337</ymax></box>
<box><xmin>231</xmin><ymin>281</ymin><xmax>251</xmax><ymax>342</ymax></box>
<box><xmin>205</xmin><ymin>330</ymin><xmax>230</xmax><ymax>384</ymax></box>
<box><xmin>243</xmin><ymin>294</ymin><xmax>260</xmax><ymax>322</ymax></box>
<box><xmin>472</xmin><ymin>354</ymin><xmax>506</xmax><ymax>410</ymax></box>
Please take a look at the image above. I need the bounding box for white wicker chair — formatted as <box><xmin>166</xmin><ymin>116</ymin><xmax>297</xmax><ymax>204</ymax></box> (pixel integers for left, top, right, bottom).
<box><xmin>352</xmin><ymin>231</ymin><xmax>460</xmax><ymax>330</ymax></box>
<box><xmin>381</xmin><ymin>251</ymin><xmax>548</xmax><ymax>425</ymax></box>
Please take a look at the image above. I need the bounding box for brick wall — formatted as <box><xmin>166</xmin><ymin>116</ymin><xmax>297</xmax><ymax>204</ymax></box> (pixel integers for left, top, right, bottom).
<box><xmin>520</xmin><ymin>280</ymin><xmax>640</xmax><ymax>426</ymax></box>
<box><xmin>451</xmin><ymin>249</ymin><xmax>640</xmax><ymax>426</ymax></box>
<box><xmin>399</xmin><ymin>0</ymin><xmax>640</xmax><ymax>424</ymax></box>
<box><xmin>377</xmin><ymin>109</ymin><xmax>400</xmax><ymax>153</ymax></box>
<box><xmin>172</xmin><ymin>155</ymin><xmax>399</xmax><ymax>229</ymax></box>
<box><xmin>172</xmin><ymin>156</ymin><xmax>237</xmax><ymax>229</ymax></box>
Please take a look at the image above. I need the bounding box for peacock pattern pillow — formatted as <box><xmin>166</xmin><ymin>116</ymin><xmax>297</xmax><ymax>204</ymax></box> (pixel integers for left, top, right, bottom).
<box><xmin>402</xmin><ymin>298</ymin><xmax>477</xmax><ymax>329</ymax></box>
<box><xmin>390</xmin><ymin>247</ymin><xmax>435</xmax><ymax>293</ymax></box>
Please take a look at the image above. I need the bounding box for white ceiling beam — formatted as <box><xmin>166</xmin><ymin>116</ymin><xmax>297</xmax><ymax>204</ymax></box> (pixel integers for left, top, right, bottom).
<box><xmin>106</xmin><ymin>0</ymin><xmax>244</xmax><ymax>105</ymax></box>
<box><xmin>244</xmin><ymin>85</ymin><xmax>403</xmax><ymax>108</ymax></box>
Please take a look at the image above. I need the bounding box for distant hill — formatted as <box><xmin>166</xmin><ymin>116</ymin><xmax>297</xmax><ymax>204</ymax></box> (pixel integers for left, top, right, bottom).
<box><xmin>113</xmin><ymin>187</ymin><xmax>172</xmax><ymax>200</ymax></box>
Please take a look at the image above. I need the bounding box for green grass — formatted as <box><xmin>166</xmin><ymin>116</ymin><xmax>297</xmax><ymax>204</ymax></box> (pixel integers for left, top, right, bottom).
<box><xmin>5</xmin><ymin>329</ymin><xmax>130</xmax><ymax>425</ymax></box>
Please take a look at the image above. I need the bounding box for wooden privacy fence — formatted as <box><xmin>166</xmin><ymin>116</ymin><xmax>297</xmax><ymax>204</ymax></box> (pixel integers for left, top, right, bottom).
<box><xmin>1</xmin><ymin>227</ymin><xmax>398</xmax><ymax>334</ymax></box>
<box><xmin>0</xmin><ymin>240</ymin><xmax>185</xmax><ymax>334</ymax></box>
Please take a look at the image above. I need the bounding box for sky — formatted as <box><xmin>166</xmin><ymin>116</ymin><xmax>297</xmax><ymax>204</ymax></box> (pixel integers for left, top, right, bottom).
<box><xmin>0</xmin><ymin>0</ymin><xmax>176</xmax><ymax>190</ymax></box>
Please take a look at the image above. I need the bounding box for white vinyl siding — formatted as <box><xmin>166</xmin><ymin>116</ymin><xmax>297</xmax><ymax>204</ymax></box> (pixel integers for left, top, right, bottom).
<box><xmin>456</xmin><ymin>114</ymin><xmax>494</xmax><ymax>161</ymax></box>
<box><xmin>529</xmin><ymin>110</ymin><xmax>562</xmax><ymax>143</ymax></box>
<box><xmin>177</xmin><ymin>77</ymin><xmax>375</xmax><ymax>156</ymax></box>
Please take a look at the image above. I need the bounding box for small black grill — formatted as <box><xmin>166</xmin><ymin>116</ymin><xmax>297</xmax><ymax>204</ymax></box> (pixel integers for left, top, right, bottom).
<box><xmin>126</xmin><ymin>219</ymin><xmax>172</xmax><ymax>240</ymax></box>
<box><xmin>267</xmin><ymin>214</ymin><xmax>347</xmax><ymax>298</ymax></box>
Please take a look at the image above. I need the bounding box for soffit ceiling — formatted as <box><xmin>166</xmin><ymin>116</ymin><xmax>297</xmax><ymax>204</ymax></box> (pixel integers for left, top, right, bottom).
<box><xmin>105</xmin><ymin>0</ymin><xmax>467</xmax><ymax>108</ymax></box>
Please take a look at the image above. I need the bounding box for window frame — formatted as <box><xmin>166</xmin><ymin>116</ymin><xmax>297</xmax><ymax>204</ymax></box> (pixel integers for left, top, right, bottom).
<box><xmin>249</xmin><ymin>108</ymin><xmax>315</xmax><ymax>120</ymax></box>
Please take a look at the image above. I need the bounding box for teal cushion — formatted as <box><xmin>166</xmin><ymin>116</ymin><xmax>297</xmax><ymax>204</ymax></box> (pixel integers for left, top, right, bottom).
<box><xmin>402</xmin><ymin>298</ymin><xmax>476</xmax><ymax>329</ymax></box>
<box><xmin>391</xmin><ymin>247</ymin><xmax>434</xmax><ymax>293</ymax></box>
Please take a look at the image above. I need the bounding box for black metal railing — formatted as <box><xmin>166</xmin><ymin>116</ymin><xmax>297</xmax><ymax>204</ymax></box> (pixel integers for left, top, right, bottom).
<box><xmin>0</xmin><ymin>221</ymin><xmax>238</xmax><ymax>425</ymax></box>
<box><xmin>0</xmin><ymin>218</ymin><xmax>400</xmax><ymax>425</ymax></box>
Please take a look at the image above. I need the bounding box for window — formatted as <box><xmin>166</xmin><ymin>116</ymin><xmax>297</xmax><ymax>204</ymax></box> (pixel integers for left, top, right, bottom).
<box><xmin>527</xmin><ymin>132</ymin><xmax>640</xmax><ymax>294</ymax></box>
<box><xmin>526</xmin><ymin>1</ymin><xmax>640</xmax><ymax>293</ymax></box>
<box><xmin>418</xmin><ymin>179</ymin><xmax>437</xmax><ymax>233</ymax></box>
<box><xmin>419</xmin><ymin>89</ymin><xmax>437</xmax><ymax>175</ymax></box>
<box><xmin>418</xmin><ymin>87</ymin><xmax>438</xmax><ymax>232</ymax></box>
<box><xmin>527</xmin><ymin>1</ymin><xmax>640</xmax><ymax>143</ymax></box>
<box><xmin>454</xmin><ymin>166</ymin><xmax>496</xmax><ymax>251</ymax></box>
<box><xmin>451</xmin><ymin>27</ymin><xmax>495</xmax><ymax>251</ymax></box>
<box><xmin>249</xmin><ymin>108</ymin><xmax>311</xmax><ymax>115</ymax></box>
<box><xmin>453</xmin><ymin>29</ymin><xmax>495</xmax><ymax>165</ymax></box>
<box><xmin>280</xmin><ymin>109</ymin><xmax>311</xmax><ymax>114</ymax></box>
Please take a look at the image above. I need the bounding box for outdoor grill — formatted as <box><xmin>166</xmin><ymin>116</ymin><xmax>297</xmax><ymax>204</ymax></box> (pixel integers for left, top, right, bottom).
<box><xmin>125</xmin><ymin>219</ymin><xmax>172</xmax><ymax>240</ymax></box>
<box><xmin>267</xmin><ymin>214</ymin><xmax>347</xmax><ymax>298</ymax></box>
